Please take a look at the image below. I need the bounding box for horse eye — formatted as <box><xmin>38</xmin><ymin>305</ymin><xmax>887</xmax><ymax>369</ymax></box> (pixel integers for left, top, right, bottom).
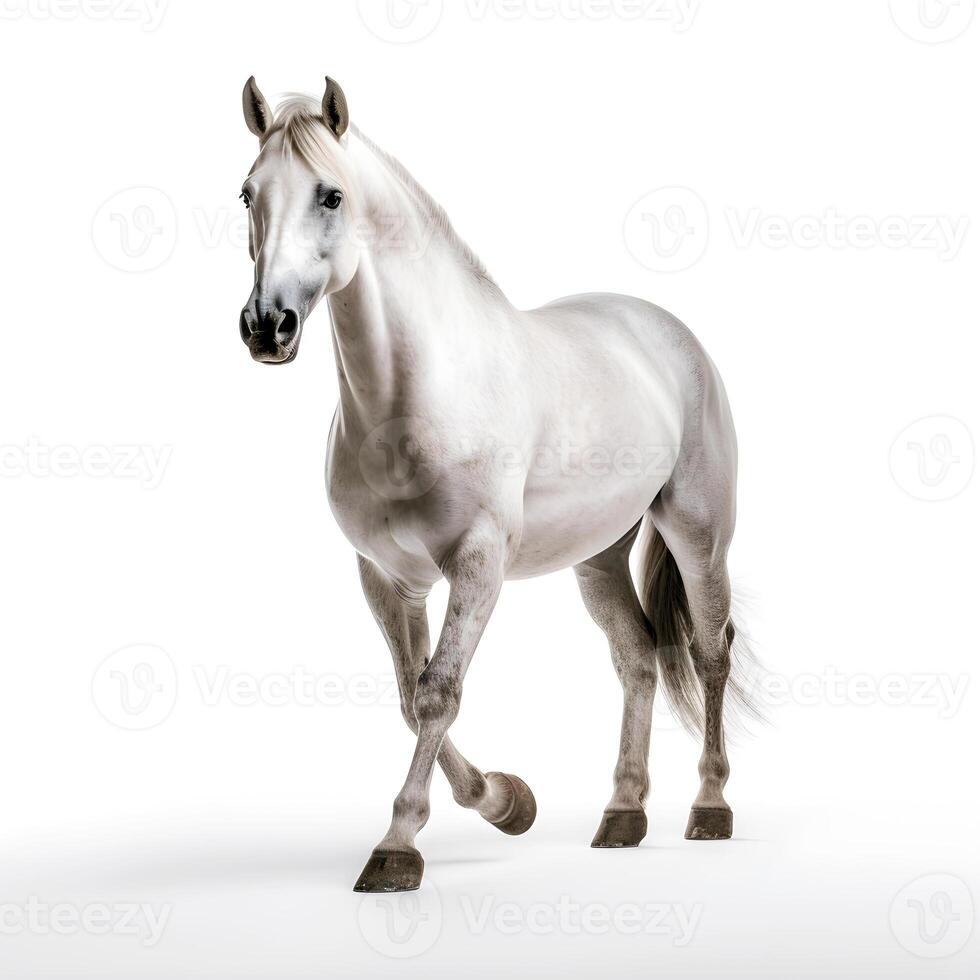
<box><xmin>323</xmin><ymin>190</ymin><xmax>343</xmax><ymax>210</ymax></box>
<box><xmin>240</xmin><ymin>191</ymin><xmax>251</xmax><ymax>210</ymax></box>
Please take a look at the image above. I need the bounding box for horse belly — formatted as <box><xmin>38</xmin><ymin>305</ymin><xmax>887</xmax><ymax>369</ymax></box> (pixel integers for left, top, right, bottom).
<box><xmin>509</xmin><ymin>333</ymin><xmax>684</xmax><ymax>577</ymax></box>
<box><xmin>508</xmin><ymin>444</ymin><xmax>677</xmax><ymax>578</ymax></box>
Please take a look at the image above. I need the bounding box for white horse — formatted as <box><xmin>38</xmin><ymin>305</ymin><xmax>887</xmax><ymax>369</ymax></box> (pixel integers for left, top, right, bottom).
<box><xmin>238</xmin><ymin>76</ymin><xmax>758</xmax><ymax>892</ymax></box>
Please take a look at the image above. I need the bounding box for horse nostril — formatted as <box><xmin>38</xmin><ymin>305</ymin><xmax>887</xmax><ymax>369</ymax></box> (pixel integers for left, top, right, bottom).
<box><xmin>239</xmin><ymin>310</ymin><xmax>255</xmax><ymax>344</ymax></box>
<box><xmin>275</xmin><ymin>309</ymin><xmax>300</xmax><ymax>346</ymax></box>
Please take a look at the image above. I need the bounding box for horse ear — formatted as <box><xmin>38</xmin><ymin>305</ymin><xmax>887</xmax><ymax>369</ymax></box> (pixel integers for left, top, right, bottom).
<box><xmin>243</xmin><ymin>76</ymin><xmax>273</xmax><ymax>138</ymax></box>
<box><xmin>321</xmin><ymin>76</ymin><xmax>349</xmax><ymax>140</ymax></box>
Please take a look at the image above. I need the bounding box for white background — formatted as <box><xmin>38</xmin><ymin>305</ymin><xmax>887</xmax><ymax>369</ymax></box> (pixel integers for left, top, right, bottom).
<box><xmin>1</xmin><ymin>0</ymin><xmax>978</xmax><ymax>976</ymax></box>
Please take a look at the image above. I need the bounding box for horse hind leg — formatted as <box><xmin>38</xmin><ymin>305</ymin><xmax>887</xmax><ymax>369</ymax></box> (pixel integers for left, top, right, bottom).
<box><xmin>574</xmin><ymin>524</ymin><xmax>657</xmax><ymax>848</ymax></box>
<box><xmin>679</xmin><ymin>562</ymin><xmax>736</xmax><ymax>840</ymax></box>
<box><xmin>646</xmin><ymin>488</ymin><xmax>741</xmax><ymax>840</ymax></box>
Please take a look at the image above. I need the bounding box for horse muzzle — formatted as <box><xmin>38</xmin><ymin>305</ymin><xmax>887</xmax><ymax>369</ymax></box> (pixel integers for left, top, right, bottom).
<box><xmin>239</xmin><ymin>306</ymin><xmax>304</xmax><ymax>364</ymax></box>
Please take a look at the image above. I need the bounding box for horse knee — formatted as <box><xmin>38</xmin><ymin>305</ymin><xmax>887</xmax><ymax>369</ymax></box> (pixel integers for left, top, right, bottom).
<box><xmin>413</xmin><ymin>665</ymin><xmax>461</xmax><ymax>729</ymax></box>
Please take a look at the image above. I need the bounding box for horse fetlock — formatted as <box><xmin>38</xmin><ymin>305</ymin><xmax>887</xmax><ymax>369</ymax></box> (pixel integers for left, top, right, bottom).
<box><xmin>391</xmin><ymin>791</ymin><xmax>430</xmax><ymax>834</ymax></box>
<box><xmin>697</xmin><ymin>752</ymin><xmax>730</xmax><ymax>786</ymax></box>
<box><xmin>451</xmin><ymin>768</ymin><xmax>489</xmax><ymax>810</ymax></box>
<box><xmin>613</xmin><ymin>759</ymin><xmax>650</xmax><ymax>799</ymax></box>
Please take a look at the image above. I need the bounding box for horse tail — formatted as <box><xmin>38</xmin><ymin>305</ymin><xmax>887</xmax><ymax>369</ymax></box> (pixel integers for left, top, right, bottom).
<box><xmin>636</xmin><ymin>517</ymin><xmax>763</xmax><ymax>737</ymax></box>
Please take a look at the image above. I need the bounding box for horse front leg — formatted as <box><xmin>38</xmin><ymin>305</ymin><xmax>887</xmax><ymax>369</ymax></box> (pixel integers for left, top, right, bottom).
<box><xmin>356</xmin><ymin>554</ymin><xmax>535</xmax><ymax>836</ymax></box>
<box><xmin>353</xmin><ymin>523</ymin><xmax>532</xmax><ymax>892</ymax></box>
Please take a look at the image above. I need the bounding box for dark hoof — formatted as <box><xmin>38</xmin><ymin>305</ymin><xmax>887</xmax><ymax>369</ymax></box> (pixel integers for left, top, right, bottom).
<box><xmin>353</xmin><ymin>847</ymin><xmax>424</xmax><ymax>893</ymax></box>
<box><xmin>486</xmin><ymin>772</ymin><xmax>537</xmax><ymax>836</ymax></box>
<box><xmin>685</xmin><ymin>806</ymin><xmax>733</xmax><ymax>840</ymax></box>
<box><xmin>591</xmin><ymin>809</ymin><xmax>648</xmax><ymax>848</ymax></box>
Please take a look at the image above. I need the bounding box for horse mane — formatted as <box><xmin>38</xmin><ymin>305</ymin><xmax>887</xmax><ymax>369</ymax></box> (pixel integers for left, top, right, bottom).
<box><xmin>267</xmin><ymin>94</ymin><xmax>497</xmax><ymax>290</ymax></box>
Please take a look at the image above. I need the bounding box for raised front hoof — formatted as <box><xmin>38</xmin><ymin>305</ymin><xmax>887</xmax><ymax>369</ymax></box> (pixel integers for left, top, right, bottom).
<box><xmin>591</xmin><ymin>809</ymin><xmax>648</xmax><ymax>848</ymax></box>
<box><xmin>685</xmin><ymin>806</ymin><xmax>733</xmax><ymax>841</ymax></box>
<box><xmin>353</xmin><ymin>847</ymin><xmax>424</xmax><ymax>893</ymax></box>
<box><xmin>486</xmin><ymin>772</ymin><xmax>537</xmax><ymax>836</ymax></box>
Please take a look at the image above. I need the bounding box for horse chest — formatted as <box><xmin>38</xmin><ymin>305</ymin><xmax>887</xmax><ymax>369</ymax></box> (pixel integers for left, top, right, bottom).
<box><xmin>325</xmin><ymin>433</ymin><xmax>457</xmax><ymax>587</ymax></box>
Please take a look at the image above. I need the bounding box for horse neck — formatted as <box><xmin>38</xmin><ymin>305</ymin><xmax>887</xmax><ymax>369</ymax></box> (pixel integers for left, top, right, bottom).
<box><xmin>327</xmin><ymin>132</ymin><xmax>511</xmax><ymax>434</ymax></box>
